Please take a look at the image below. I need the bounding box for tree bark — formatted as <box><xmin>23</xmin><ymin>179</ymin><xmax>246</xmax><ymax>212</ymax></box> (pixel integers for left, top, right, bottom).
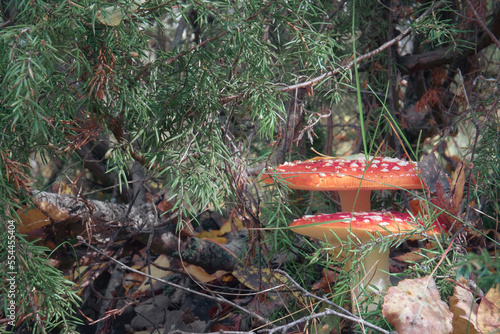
<box><xmin>29</xmin><ymin>191</ymin><xmax>243</xmax><ymax>273</ymax></box>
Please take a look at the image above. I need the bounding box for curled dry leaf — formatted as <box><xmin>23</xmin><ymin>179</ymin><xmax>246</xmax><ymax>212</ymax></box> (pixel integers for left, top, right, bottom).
<box><xmin>38</xmin><ymin>201</ymin><xmax>70</xmax><ymax>221</ymax></box>
<box><xmin>449</xmin><ymin>278</ymin><xmax>480</xmax><ymax>334</ymax></box>
<box><xmin>185</xmin><ymin>265</ymin><xmax>228</xmax><ymax>284</ymax></box>
<box><xmin>382</xmin><ymin>275</ymin><xmax>453</xmax><ymax>334</ymax></box>
<box><xmin>477</xmin><ymin>284</ymin><xmax>500</xmax><ymax>333</ymax></box>
<box><xmin>392</xmin><ymin>248</ymin><xmax>437</xmax><ymax>263</ymax></box>
<box><xmin>137</xmin><ymin>254</ymin><xmax>173</xmax><ymax>292</ymax></box>
<box><xmin>16</xmin><ymin>208</ymin><xmax>51</xmax><ymax>234</ymax></box>
<box><xmin>419</xmin><ymin>153</ymin><xmax>451</xmax><ymax>195</ymax></box>
<box><xmin>16</xmin><ymin>201</ymin><xmax>69</xmax><ymax>234</ymax></box>
<box><xmin>431</xmin><ymin>161</ymin><xmax>467</xmax><ymax>233</ymax></box>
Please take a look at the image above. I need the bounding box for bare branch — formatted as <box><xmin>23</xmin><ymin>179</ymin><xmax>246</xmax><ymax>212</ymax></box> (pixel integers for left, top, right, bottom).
<box><xmin>265</xmin><ymin>270</ymin><xmax>391</xmax><ymax>334</ymax></box>
<box><xmin>77</xmin><ymin>236</ymin><xmax>274</xmax><ymax>329</ymax></box>
<box><xmin>275</xmin><ymin>1</ymin><xmax>446</xmax><ymax>93</ymax></box>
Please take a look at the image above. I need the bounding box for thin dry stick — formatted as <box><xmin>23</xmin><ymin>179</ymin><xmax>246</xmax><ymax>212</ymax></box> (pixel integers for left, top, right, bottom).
<box><xmin>76</xmin><ymin>236</ymin><xmax>273</xmax><ymax>329</ymax></box>
<box><xmin>275</xmin><ymin>0</ymin><xmax>447</xmax><ymax>93</ymax></box>
<box><xmin>220</xmin><ymin>1</ymin><xmax>447</xmax><ymax>106</ymax></box>
<box><xmin>262</xmin><ymin>269</ymin><xmax>391</xmax><ymax>334</ymax></box>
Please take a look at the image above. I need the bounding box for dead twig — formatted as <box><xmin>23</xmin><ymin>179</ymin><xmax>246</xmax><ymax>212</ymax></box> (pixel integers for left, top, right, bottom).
<box><xmin>76</xmin><ymin>236</ymin><xmax>274</xmax><ymax>329</ymax></box>
<box><xmin>274</xmin><ymin>1</ymin><xmax>446</xmax><ymax>94</ymax></box>
<box><xmin>261</xmin><ymin>269</ymin><xmax>391</xmax><ymax>334</ymax></box>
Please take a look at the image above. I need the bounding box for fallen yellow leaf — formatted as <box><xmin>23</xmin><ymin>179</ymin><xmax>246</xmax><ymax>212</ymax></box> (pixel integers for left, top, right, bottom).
<box><xmin>478</xmin><ymin>284</ymin><xmax>500</xmax><ymax>333</ymax></box>
<box><xmin>449</xmin><ymin>278</ymin><xmax>480</xmax><ymax>334</ymax></box>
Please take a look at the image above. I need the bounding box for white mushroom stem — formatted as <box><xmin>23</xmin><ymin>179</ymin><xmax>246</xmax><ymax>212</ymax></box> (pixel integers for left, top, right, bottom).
<box><xmin>290</xmin><ymin>212</ymin><xmax>445</xmax><ymax>312</ymax></box>
<box><xmin>350</xmin><ymin>245</ymin><xmax>391</xmax><ymax>312</ymax></box>
<box><xmin>359</xmin><ymin>245</ymin><xmax>391</xmax><ymax>290</ymax></box>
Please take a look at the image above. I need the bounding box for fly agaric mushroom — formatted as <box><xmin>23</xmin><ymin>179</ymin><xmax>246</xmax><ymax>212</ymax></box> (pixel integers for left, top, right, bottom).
<box><xmin>290</xmin><ymin>211</ymin><xmax>446</xmax><ymax>308</ymax></box>
<box><xmin>262</xmin><ymin>156</ymin><xmax>423</xmax><ymax>212</ymax></box>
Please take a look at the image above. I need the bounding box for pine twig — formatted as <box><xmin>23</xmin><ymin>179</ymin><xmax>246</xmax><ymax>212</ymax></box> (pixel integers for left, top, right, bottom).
<box><xmin>275</xmin><ymin>1</ymin><xmax>446</xmax><ymax>93</ymax></box>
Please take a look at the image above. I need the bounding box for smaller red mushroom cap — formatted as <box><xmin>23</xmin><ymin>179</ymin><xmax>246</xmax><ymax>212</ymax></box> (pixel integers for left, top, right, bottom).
<box><xmin>262</xmin><ymin>157</ymin><xmax>423</xmax><ymax>191</ymax></box>
<box><xmin>289</xmin><ymin>211</ymin><xmax>446</xmax><ymax>245</ymax></box>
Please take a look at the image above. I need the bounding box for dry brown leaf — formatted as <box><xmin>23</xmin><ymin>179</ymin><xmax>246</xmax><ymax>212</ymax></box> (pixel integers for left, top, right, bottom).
<box><xmin>382</xmin><ymin>275</ymin><xmax>453</xmax><ymax>334</ymax></box>
<box><xmin>233</xmin><ymin>264</ymin><xmax>288</xmax><ymax>292</ymax></box>
<box><xmin>123</xmin><ymin>272</ymin><xmax>145</xmax><ymax>294</ymax></box>
<box><xmin>185</xmin><ymin>265</ymin><xmax>227</xmax><ymax>283</ymax></box>
<box><xmin>477</xmin><ymin>284</ymin><xmax>500</xmax><ymax>333</ymax></box>
<box><xmin>449</xmin><ymin>278</ymin><xmax>480</xmax><ymax>334</ymax></box>
<box><xmin>419</xmin><ymin>153</ymin><xmax>451</xmax><ymax>194</ymax></box>
<box><xmin>219</xmin><ymin>216</ymin><xmax>244</xmax><ymax>235</ymax></box>
<box><xmin>393</xmin><ymin>249</ymin><xmax>436</xmax><ymax>263</ymax></box>
<box><xmin>138</xmin><ymin>254</ymin><xmax>173</xmax><ymax>291</ymax></box>
<box><xmin>16</xmin><ymin>208</ymin><xmax>51</xmax><ymax>234</ymax></box>
<box><xmin>17</xmin><ymin>200</ymin><xmax>69</xmax><ymax>233</ymax></box>
<box><xmin>38</xmin><ymin>201</ymin><xmax>70</xmax><ymax>221</ymax></box>
<box><xmin>195</xmin><ymin>215</ymin><xmax>244</xmax><ymax>243</ymax></box>
<box><xmin>312</xmin><ymin>269</ymin><xmax>338</xmax><ymax>293</ymax></box>
<box><xmin>196</xmin><ymin>230</ymin><xmax>227</xmax><ymax>244</ymax></box>
<box><xmin>73</xmin><ymin>263</ymin><xmax>107</xmax><ymax>289</ymax></box>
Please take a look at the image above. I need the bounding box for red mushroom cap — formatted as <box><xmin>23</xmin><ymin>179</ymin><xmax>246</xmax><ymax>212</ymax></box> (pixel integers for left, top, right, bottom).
<box><xmin>262</xmin><ymin>157</ymin><xmax>423</xmax><ymax>191</ymax></box>
<box><xmin>289</xmin><ymin>211</ymin><xmax>446</xmax><ymax>245</ymax></box>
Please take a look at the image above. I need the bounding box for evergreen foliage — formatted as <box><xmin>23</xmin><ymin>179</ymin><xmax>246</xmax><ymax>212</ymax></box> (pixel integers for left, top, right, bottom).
<box><xmin>1</xmin><ymin>0</ymin><xmax>499</xmax><ymax>332</ymax></box>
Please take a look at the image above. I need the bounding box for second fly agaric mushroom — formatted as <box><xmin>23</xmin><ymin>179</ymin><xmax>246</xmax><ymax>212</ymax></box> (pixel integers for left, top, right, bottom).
<box><xmin>262</xmin><ymin>156</ymin><xmax>423</xmax><ymax>212</ymax></box>
<box><xmin>290</xmin><ymin>211</ymin><xmax>446</xmax><ymax>306</ymax></box>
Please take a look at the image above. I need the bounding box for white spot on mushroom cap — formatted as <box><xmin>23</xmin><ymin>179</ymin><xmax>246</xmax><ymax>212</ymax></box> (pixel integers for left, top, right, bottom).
<box><xmin>319</xmin><ymin>173</ymin><xmax>326</xmax><ymax>177</ymax></box>
<box><xmin>364</xmin><ymin>215</ymin><xmax>384</xmax><ymax>221</ymax></box>
<box><xmin>392</xmin><ymin>166</ymin><xmax>400</xmax><ymax>170</ymax></box>
<box><xmin>381</xmin><ymin>168</ymin><xmax>389</xmax><ymax>172</ymax></box>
